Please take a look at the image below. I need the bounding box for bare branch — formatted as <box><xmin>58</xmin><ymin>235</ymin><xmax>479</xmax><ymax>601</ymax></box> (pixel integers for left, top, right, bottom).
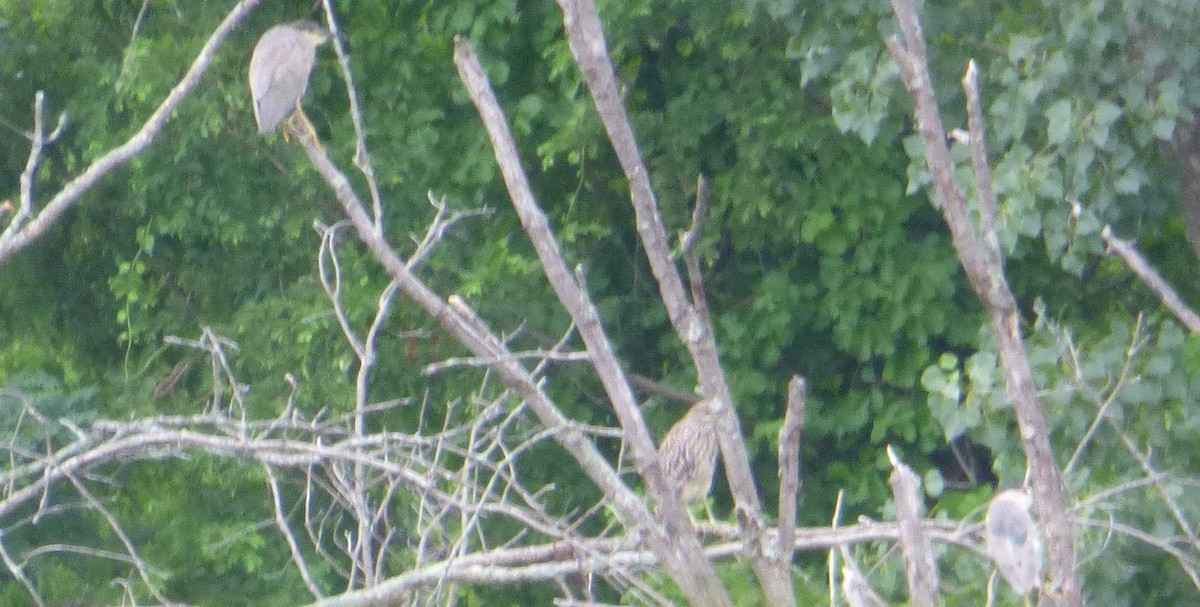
<box><xmin>1075</xmin><ymin>518</ymin><xmax>1200</xmax><ymax>590</ymax></box>
<box><xmin>423</xmin><ymin>349</ymin><xmax>591</xmax><ymax>375</ymax></box>
<box><xmin>0</xmin><ymin>0</ymin><xmax>266</xmax><ymax>263</ymax></box>
<box><xmin>1061</xmin><ymin>314</ymin><xmax>1147</xmax><ymax>477</ymax></box>
<box><xmin>961</xmin><ymin>60</ymin><xmax>1001</xmax><ymax>259</ymax></box>
<box><xmin>886</xmin><ymin>446</ymin><xmax>939</xmax><ymax>606</ymax></box>
<box><xmin>281</xmin><ymin>37</ymin><xmax>693</xmax><ymax>607</ymax></box>
<box><xmin>451</xmin><ymin>36</ymin><xmax>726</xmax><ymax>603</ymax></box>
<box><xmin>0</xmin><ymin>532</ymin><xmax>46</xmax><ymax>607</ymax></box>
<box><xmin>884</xmin><ymin>0</ymin><xmax>1080</xmax><ymax>600</ymax></box>
<box><xmin>1099</xmin><ymin>225</ymin><xmax>1200</xmax><ymax>333</ymax></box>
<box><xmin>1057</xmin><ymin>319</ymin><xmax>1200</xmax><ymax>568</ymax></box>
<box><xmin>552</xmin><ymin>1</ymin><xmax>788</xmax><ymax>601</ymax></box>
<box><xmin>67</xmin><ymin>475</ymin><xmax>173</xmax><ymax>605</ymax></box>
<box><xmin>265</xmin><ymin>464</ymin><xmax>324</xmax><ymax>599</ymax></box>
<box><xmin>0</xmin><ymin>385</ymin><xmax>996</xmax><ymax>605</ymax></box>
<box><xmin>681</xmin><ymin>175</ymin><xmax>713</xmax><ymax>326</ymax></box>
<box><xmin>408</xmin><ymin>192</ymin><xmax>493</xmax><ymax>270</ymax></box>
<box><xmin>777</xmin><ymin>376</ymin><xmax>806</xmax><ymax>566</ymax></box>
<box><xmin>7</xmin><ymin>92</ymin><xmax>67</xmax><ymax>241</ymax></box>
<box><xmin>320</xmin><ymin>0</ymin><xmax>385</xmax><ymax>235</ymax></box>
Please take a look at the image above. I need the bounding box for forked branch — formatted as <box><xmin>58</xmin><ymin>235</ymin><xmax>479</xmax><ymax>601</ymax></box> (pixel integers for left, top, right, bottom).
<box><xmin>884</xmin><ymin>0</ymin><xmax>1081</xmax><ymax>601</ymax></box>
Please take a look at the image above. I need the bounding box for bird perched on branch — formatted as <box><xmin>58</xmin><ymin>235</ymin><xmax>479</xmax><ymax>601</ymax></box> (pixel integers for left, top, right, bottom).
<box><xmin>985</xmin><ymin>488</ymin><xmax>1043</xmax><ymax>597</ymax></box>
<box><xmin>248</xmin><ymin>20</ymin><xmax>329</xmax><ymax>135</ymax></box>
<box><xmin>658</xmin><ymin>399</ymin><xmax>718</xmax><ymax>510</ymax></box>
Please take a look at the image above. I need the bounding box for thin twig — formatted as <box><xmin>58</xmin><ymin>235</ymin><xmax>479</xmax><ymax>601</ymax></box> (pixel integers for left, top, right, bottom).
<box><xmin>681</xmin><ymin>175</ymin><xmax>713</xmax><ymax>325</ymax></box>
<box><xmin>266</xmin><ymin>465</ymin><xmax>324</xmax><ymax>598</ymax></box>
<box><xmin>320</xmin><ymin>1</ymin><xmax>385</xmax><ymax>235</ymax></box>
<box><xmin>961</xmin><ymin>59</ymin><xmax>1001</xmax><ymax>261</ymax></box>
<box><xmin>1100</xmin><ymin>226</ymin><xmax>1200</xmax><ymax>333</ymax></box>
<box><xmin>423</xmin><ymin>349</ymin><xmax>591</xmax><ymax>375</ymax></box>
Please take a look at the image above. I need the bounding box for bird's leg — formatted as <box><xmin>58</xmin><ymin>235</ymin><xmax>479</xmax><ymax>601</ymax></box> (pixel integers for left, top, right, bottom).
<box><xmin>280</xmin><ymin>103</ymin><xmax>304</xmax><ymax>144</ymax></box>
<box><xmin>283</xmin><ymin>104</ymin><xmax>325</xmax><ymax>153</ymax></box>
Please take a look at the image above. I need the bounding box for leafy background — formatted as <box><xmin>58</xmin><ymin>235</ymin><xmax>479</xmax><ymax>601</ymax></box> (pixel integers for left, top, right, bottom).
<box><xmin>1</xmin><ymin>0</ymin><xmax>1198</xmax><ymax>604</ymax></box>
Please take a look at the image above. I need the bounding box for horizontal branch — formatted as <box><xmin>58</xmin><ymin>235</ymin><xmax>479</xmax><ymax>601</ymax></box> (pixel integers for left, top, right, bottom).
<box><xmin>303</xmin><ymin>518</ymin><xmax>974</xmax><ymax>607</ymax></box>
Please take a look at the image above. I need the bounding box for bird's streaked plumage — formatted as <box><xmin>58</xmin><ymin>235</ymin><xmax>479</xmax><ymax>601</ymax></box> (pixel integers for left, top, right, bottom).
<box><xmin>248</xmin><ymin>20</ymin><xmax>329</xmax><ymax>134</ymax></box>
<box><xmin>658</xmin><ymin>399</ymin><xmax>718</xmax><ymax>506</ymax></box>
<box><xmin>985</xmin><ymin>488</ymin><xmax>1043</xmax><ymax>595</ymax></box>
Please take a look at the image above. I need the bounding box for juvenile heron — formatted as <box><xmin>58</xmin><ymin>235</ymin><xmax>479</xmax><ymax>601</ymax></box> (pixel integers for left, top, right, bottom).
<box><xmin>248</xmin><ymin>20</ymin><xmax>329</xmax><ymax>134</ymax></box>
<box><xmin>985</xmin><ymin>488</ymin><xmax>1043</xmax><ymax>596</ymax></box>
<box><xmin>658</xmin><ymin>399</ymin><xmax>718</xmax><ymax>509</ymax></box>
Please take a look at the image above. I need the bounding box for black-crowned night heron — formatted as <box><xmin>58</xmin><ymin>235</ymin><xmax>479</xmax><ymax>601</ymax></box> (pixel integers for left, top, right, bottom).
<box><xmin>985</xmin><ymin>488</ymin><xmax>1043</xmax><ymax>596</ymax></box>
<box><xmin>248</xmin><ymin>20</ymin><xmax>329</xmax><ymax>134</ymax></box>
<box><xmin>658</xmin><ymin>399</ymin><xmax>718</xmax><ymax>510</ymax></box>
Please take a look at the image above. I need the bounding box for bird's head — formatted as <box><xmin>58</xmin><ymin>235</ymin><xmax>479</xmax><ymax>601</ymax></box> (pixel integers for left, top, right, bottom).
<box><xmin>290</xmin><ymin>20</ymin><xmax>331</xmax><ymax>45</ymax></box>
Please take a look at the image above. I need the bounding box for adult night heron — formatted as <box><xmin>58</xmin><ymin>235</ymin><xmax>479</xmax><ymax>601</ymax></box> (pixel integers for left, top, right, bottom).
<box><xmin>658</xmin><ymin>399</ymin><xmax>718</xmax><ymax>510</ymax></box>
<box><xmin>248</xmin><ymin>20</ymin><xmax>329</xmax><ymax>134</ymax></box>
<box><xmin>985</xmin><ymin>488</ymin><xmax>1043</xmax><ymax>596</ymax></box>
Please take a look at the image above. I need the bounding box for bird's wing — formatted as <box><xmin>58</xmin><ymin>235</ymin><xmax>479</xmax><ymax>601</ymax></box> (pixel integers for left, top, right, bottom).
<box><xmin>249</xmin><ymin>29</ymin><xmax>315</xmax><ymax>133</ymax></box>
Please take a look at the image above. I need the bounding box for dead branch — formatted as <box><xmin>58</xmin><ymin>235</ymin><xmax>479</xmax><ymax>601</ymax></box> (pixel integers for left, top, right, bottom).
<box><xmin>0</xmin><ymin>0</ymin><xmax>265</xmax><ymax>263</ymax></box>
<box><xmin>280</xmin><ymin>32</ymin><xmax>728</xmax><ymax>606</ymax></box>
<box><xmin>451</xmin><ymin>37</ymin><xmax>726</xmax><ymax>603</ymax></box>
<box><xmin>884</xmin><ymin>0</ymin><xmax>1081</xmax><ymax>601</ymax></box>
<box><xmin>0</xmin><ymin>375</ymin><xmax>996</xmax><ymax>607</ymax></box>
<box><xmin>553</xmin><ymin>1</ymin><xmax>791</xmax><ymax>602</ymax></box>
<box><xmin>319</xmin><ymin>1</ymin><xmax>384</xmax><ymax>235</ymax></box>
<box><xmin>886</xmin><ymin>447</ymin><xmax>939</xmax><ymax>606</ymax></box>
<box><xmin>7</xmin><ymin>92</ymin><xmax>67</xmax><ymax>241</ymax></box>
<box><xmin>1098</xmin><ymin>225</ymin><xmax>1200</xmax><ymax>333</ymax></box>
<box><xmin>777</xmin><ymin>376</ymin><xmax>806</xmax><ymax>568</ymax></box>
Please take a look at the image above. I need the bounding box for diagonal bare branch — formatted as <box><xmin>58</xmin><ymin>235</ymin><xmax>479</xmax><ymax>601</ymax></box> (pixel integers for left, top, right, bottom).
<box><xmin>884</xmin><ymin>0</ymin><xmax>1080</xmax><ymax>601</ymax></box>
<box><xmin>552</xmin><ymin>1</ymin><xmax>790</xmax><ymax>602</ymax></box>
<box><xmin>451</xmin><ymin>36</ymin><xmax>727</xmax><ymax>604</ymax></box>
<box><xmin>0</xmin><ymin>0</ymin><xmax>266</xmax><ymax>263</ymax></box>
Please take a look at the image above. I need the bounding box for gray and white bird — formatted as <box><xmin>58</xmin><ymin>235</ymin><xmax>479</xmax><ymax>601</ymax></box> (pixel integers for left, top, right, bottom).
<box><xmin>248</xmin><ymin>20</ymin><xmax>329</xmax><ymax>134</ymax></box>
<box><xmin>658</xmin><ymin>399</ymin><xmax>718</xmax><ymax>508</ymax></box>
<box><xmin>985</xmin><ymin>488</ymin><xmax>1043</xmax><ymax>596</ymax></box>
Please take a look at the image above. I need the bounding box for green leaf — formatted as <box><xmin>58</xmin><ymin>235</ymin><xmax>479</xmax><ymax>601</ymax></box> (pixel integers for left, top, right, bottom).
<box><xmin>1045</xmin><ymin>99</ymin><xmax>1073</xmax><ymax>145</ymax></box>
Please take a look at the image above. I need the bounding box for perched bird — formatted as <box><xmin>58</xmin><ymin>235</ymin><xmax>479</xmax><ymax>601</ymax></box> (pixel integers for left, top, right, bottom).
<box><xmin>248</xmin><ymin>20</ymin><xmax>330</xmax><ymax>134</ymax></box>
<box><xmin>658</xmin><ymin>399</ymin><xmax>718</xmax><ymax>508</ymax></box>
<box><xmin>985</xmin><ymin>488</ymin><xmax>1043</xmax><ymax>596</ymax></box>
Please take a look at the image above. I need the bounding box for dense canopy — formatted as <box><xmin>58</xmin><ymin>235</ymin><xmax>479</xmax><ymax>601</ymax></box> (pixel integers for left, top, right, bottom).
<box><xmin>0</xmin><ymin>0</ymin><xmax>1198</xmax><ymax>605</ymax></box>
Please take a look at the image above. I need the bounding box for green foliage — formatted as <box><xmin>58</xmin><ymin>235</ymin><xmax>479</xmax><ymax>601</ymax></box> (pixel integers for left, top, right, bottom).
<box><xmin>2</xmin><ymin>0</ymin><xmax>1200</xmax><ymax>603</ymax></box>
<box><xmin>0</xmin><ymin>372</ymin><xmax>97</xmax><ymax>447</ymax></box>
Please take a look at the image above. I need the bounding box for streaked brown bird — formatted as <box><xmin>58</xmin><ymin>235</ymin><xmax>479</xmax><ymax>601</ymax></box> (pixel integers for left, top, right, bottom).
<box><xmin>248</xmin><ymin>20</ymin><xmax>329</xmax><ymax>134</ymax></box>
<box><xmin>985</xmin><ymin>488</ymin><xmax>1043</xmax><ymax>597</ymax></box>
<box><xmin>658</xmin><ymin>399</ymin><xmax>718</xmax><ymax>508</ymax></box>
